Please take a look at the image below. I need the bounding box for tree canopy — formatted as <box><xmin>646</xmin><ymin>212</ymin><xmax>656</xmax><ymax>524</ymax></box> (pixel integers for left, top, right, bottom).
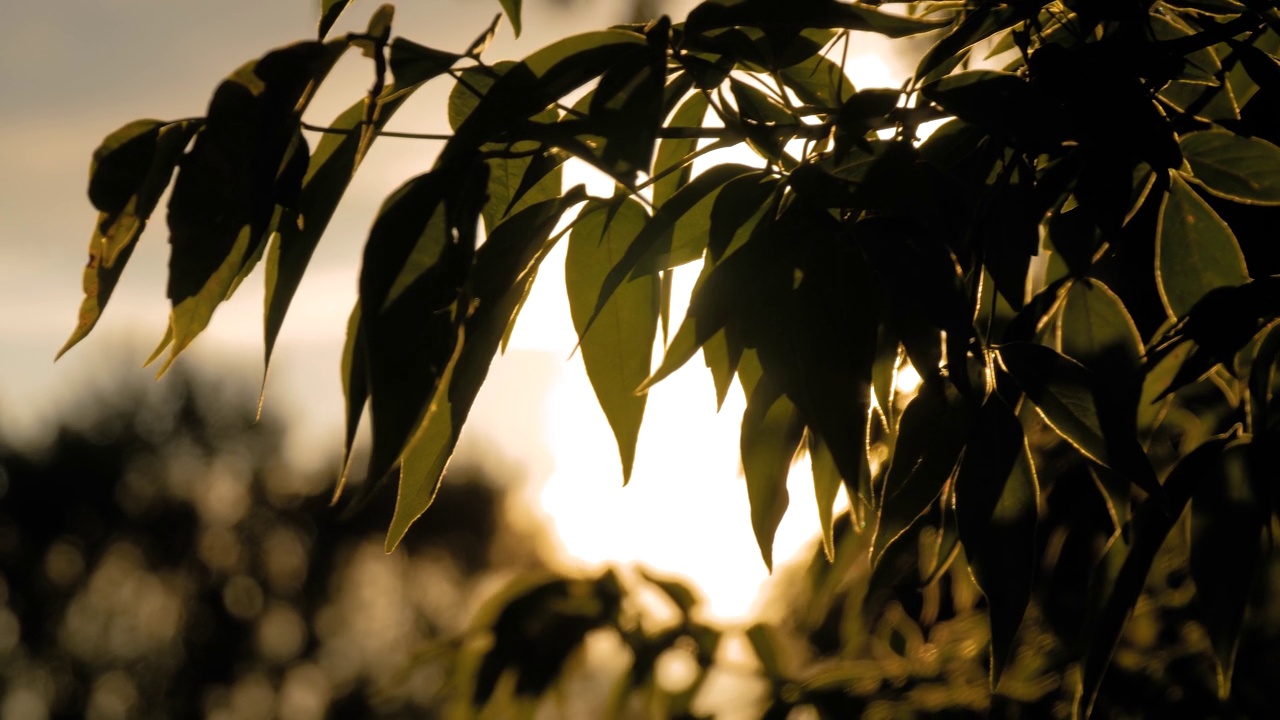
<box><xmin>62</xmin><ymin>0</ymin><xmax>1280</xmax><ymax>715</ymax></box>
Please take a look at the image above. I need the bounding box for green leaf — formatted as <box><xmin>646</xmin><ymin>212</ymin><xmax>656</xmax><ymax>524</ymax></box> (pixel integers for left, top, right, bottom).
<box><xmin>1180</xmin><ymin>129</ymin><xmax>1280</xmax><ymax>206</ymax></box>
<box><xmin>359</xmin><ymin>162</ymin><xmax>489</xmax><ymax>492</ymax></box>
<box><xmin>1156</xmin><ymin>173</ymin><xmax>1250</xmax><ymax>320</ymax></box>
<box><xmin>872</xmin><ymin>381</ymin><xmax>969</xmax><ymax>567</ymax></box>
<box><xmin>652</xmin><ymin>92</ymin><xmax>710</xmax><ymax>209</ymax></box>
<box><xmin>808</xmin><ymin>432</ymin><xmax>843</xmax><ymax>563</ymax></box>
<box><xmin>1056</xmin><ymin>279</ymin><xmax>1143</xmax><ymax>370</ymax></box>
<box><xmin>586</xmin><ymin>18</ymin><xmax>669</xmax><ymax>180</ymax></box>
<box><xmin>497</xmin><ymin>0</ymin><xmax>522</xmax><ymax>37</ymax></box>
<box><xmin>388</xmin><ymin>188</ymin><xmax>587</xmax><ymax>550</ymax></box>
<box><xmin>730</xmin><ymin>77</ymin><xmax>797</xmax><ymax>160</ymax></box>
<box><xmin>779</xmin><ymin>51</ymin><xmax>855</xmax><ymax>108</ymax></box>
<box><xmin>61</xmin><ymin>118</ymin><xmax>202</xmax><ymax>358</ymax></box>
<box><xmin>335</xmin><ymin>301</ymin><xmax>368</xmax><ymax>500</ymax></box>
<box><xmin>742</xmin><ymin>374</ymin><xmax>805</xmax><ymax>571</ymax></box>
<box><xmin>592</xmin><ymin>163</ymin><xmax>761</xmax><ymax>328</ymax></box>
<box><xmin>319</xmin><ymin>0</ymin><xmax>354</xmax><ymax>39</ymax></box>
<box><xmin>161</xmin><ymin>41</ymin><xmax>347</xmax><ymax>369</ymax></box>
<box><xmin>916</xmin><ymin>4</ymin><xmax>1022</xmax><ymax>82</ymax></box>
<box><xmin>442</xmin><ymin>30</ymin><xmax>648</xmax><ymax>165</ymax></box>
<box><xmin>702</xmin><ymin>328</ymin><xmax>742</xmax><ymax>411</ymax></box>
<box><xmin>265</xmin><ymin>58</ymin><xmax>455</xmax><ymax>387</ymax></box>
<box><xmin>1081</xmin><ymin>437</ymin><xmax>1231</xmax><ymax>718</ymax></box>
<box><xmin>389</xmin><ymin>38</ymin><xmax>461</xmax><ymax>88</ymax></box>
<box><xmin>567</xmin><ymin>198</ymin><xmax>658</xmax><ymax>483</ymax></box>
<box><xmin>954</xmin><ymin>396</ymin><xmax>1039</xmax><ymax>687</ymax></box>
<box><xmin>1190</xmin><ymin>442</ymin><xmax>1264</xmax><ymax>700</ymax></box>
<box><xmin>999</xmin><ymin>342</ymin><xmax>1163</xmax><ymax>500</ymax></box>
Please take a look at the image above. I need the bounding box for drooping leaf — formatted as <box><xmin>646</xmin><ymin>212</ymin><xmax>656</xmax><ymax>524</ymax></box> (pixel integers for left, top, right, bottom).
<box><xmin>497</xmin><ymin>0</ymin><xmax>522</xmax><ymax>37</ymax></box>
<box><xmin>1190</xmin><ymin>441</ymin><xmax>1264</xmax><ymax>700</ymax></box>
<box><xmin>586</xmin><ymin>18</ymin><xmax>669</xmax><ymax>181</ymax></box>
<box><xmin>1156</xmin><ymin>172</ymin><xmax>1250</xmax><ymax>320</ymax></box>
<box><xmin>638</xmin><ymin>567</ymin><xmax>701</xmax><ymax>616</ymax></box>
<box><xmin>652</xmin><ymin>92</ymin><xmax>710</xmax><ymax>208</ymax></box>
<box><xmin>1080</xmin><ymin>437</ymin><xmax>1231</xmax><ymax>718</ymax></box>
<box><xmin>954</xmin><ymin>396</ymin><xmax>1039</xmax><ymax>686</ymax></box>
<box><xmin>567</xmin><ymin>198</ymin><xmax>658</xmax><ymax>483</ymax></box>
<box><xmin>388</xmin><ymin>188</ymin><xmax>587</xmax><ymax>550</ymax></box>
<box><xmin>442</xmin><ymin>30</ymin><xmax>648</xmax><ymax>166</ymax></box>
<box><xmin>360</xmin><ymin>161</ymin><xmax>489</xmax><ymax>493</ymax></box>
<box><xmin>335</xmin><ymin>301</ymin><xmax>367</xmax><ymax>500</ymax></box>
<box><xmin>319</xmin><ymin>0</ymin><xmax>354</xmax><ymax>39</ymax></box>
<box><xmin>162</xmin><ymin>41</ymin><xmax>347</xmax><ymax>368</ymax></box>
<box><xmin>1180</xmin><ymin>129</ymin><xmax>1280</xmax><ymax>206</ymax></box>
<box><xmin>592</xmin><ymin>163</ymin><xmax>760</xmax><ymax>327</ymax></box>
<box><xmin>742</xmin><ymin>373</ymin><xmax>805</xmax><ymax>572</ymax></box>
<box><xmin>702</xmin><ymin>329</ymin><xmax>741</xmax><ymax>411</ymax></box>
<box><xmin>61</xmin><ymin>118</ymin><xmax>202</xmax><ymax>357</ymax></box>
<box><xmin>916</xmin><ymin>4</ymin><xmax>1024</xmax><ymax>82</ymax></box>
<box><xmin>265</xmin><ymin>56</ymin><xmax>458</xmax><ymax>385</ymax></box>
<box><xmin>809</xmin><ymin>432</ymin><xmax>843</xmax><ymax>562</ymax></box>
<box><xmin>447</xmin><ymin>63</ymin><xmax>567</xmax><ymax>234</ymax></box>
<box><xmin>999</xmin><ymin>342</ymin><xmax>1162</xmax><ymax>499</ymax></box>
<box><xmin>872</xmin><ymin>382</ymin><xmax>969</xmax><ymax>567</ymax></box>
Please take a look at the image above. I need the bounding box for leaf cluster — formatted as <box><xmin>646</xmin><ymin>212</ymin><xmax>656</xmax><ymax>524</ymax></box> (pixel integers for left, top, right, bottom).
<box><xmin>62</xmin><ymin>1</ymin><xmax>1280</xmax><ymax>715</ymax></box>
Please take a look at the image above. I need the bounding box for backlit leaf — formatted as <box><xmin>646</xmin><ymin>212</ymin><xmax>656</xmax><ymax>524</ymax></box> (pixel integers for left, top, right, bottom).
<box><xmin>809</xmin><ymin>432</ymin><xmax>843</xmax><ymax>562</ymax></box>
<box><xmin>265</xmin><ymin>57</ymin><xmax>456</xmax><ymax>386</ymax></box>
<box><xmin>652</xmin><ymin>92</ymin><xmax>709</xmax><ymax>208</ymax></box>
<box><xmin>567</xmin><ymin>198</ymin><xmax>658</xmax><ymax>483</ymax></box>
<box><xmin>498</xmin><ymin>0</ymin><xmax>522</xmax><ymax>37</ymax></box>
<box><xmin>1156</xmin><ymin>173</ymin><xmax>1249</xmax><ymax>320</ymax></box>
<box><xmin>61</xmin><ymin>118</ymin><xmax>201</xmax><ymax>358</ymax></box>
<box><xmin>742</xmin><ymin>376</ymin><xmax>805</xmax><ymax>571</ymax></box>
<box><xmin>1056</xmin><ymin>279</ymin><xmax>1142</xmax><ymax>371</ymax></box>
<box><xmin>162</xmin><ymin>41</ymin><xmax>346</xmax><ymax>369</ymax></box>
<box><xmin>388</xmin><ymin>188</ymin><xmax>587</xmax><ymax>550</ymax></box>
<box><xmin>1180</xmin><ymin>129</ymin><xmax>1280</xmax><ymax>206</ymax></box>
<box><xmin>319</xmin><ymin>0</ymin><xmax>353</xmax><ymax>39</ymax></box>
<box><xmin>872</xmin><ymin>382</ymin><xmax>969</xmax><ymax>567</ymax></box>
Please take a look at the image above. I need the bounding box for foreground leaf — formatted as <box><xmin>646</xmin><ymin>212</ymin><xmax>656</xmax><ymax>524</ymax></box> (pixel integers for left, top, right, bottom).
<box><xmin>1156</xmin><ymin>173</ymin><xmax>1249</xmax><ymax>320</ymax></box>
<box><xmin>388</xmin><ymin>188</ymin><xmax>587</xmax><ymax>550</ymax></box>
<box><xmin>567</xmin><ymin>198</ymin><xmax>658</xmax><ymax>483</ymax></box>
<box><xmin>1180</xmin><ymin>129</ymin><xmax>1280</xmax><ymax>206</ymax></box>
<box><xmin>61</xmin><ymin>118</ymin><xmax>202</xmax><ymax>357</ymax></box>
<box><xmin>742</xmin><ymin>376</ymin><xmax>805</xmax><ymax>571</ymax></box>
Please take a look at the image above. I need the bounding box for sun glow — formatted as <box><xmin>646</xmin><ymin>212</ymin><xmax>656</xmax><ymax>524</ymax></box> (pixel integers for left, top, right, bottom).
<box><xmin>499</xmin><ymin>50</ymin><xmax>903</xmax><ymax>620</ymax></box>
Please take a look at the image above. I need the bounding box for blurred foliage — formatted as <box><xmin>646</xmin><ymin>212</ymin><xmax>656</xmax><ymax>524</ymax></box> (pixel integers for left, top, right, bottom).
<box><xmin>56</xmin><ymin>0</ymin><xmax>1280</xmax><ymax>717</ymax></box>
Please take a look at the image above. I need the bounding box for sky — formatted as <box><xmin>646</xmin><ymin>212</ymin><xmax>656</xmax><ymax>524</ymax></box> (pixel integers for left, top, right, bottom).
<box><xmin>0</xmin><ymin>0</ymin><xmax>914</xmax><ymax>620</ymax></box>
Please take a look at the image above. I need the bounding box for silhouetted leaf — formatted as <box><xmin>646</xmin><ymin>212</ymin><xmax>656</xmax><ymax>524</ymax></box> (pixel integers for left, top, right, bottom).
<box><xmin>746</xmin><ymin>622</ymin><xmax>786</xmax><ymax>679</ymax></box>
<box><xmin>809</xmin><ymin>432</ymin><xmax>842</xmax><ymax>562</ymax></box>
<box><xmin>1081</xmin><ymin>436</ymin><xmax>1231</xmax><ymax>718</ymax></box>
<box><xmin>497</xmin><ymin>0</ymin><xmax>522</xmax><ymax>37</ymax></box>
<box><xmin>652</xmin><ymin>92</ymin><xmax>710</xmax><ymax>208</ymax></box>
<box><xmin>730</xmin><ymin>77</ymin><xmax>798</xmax><ymax>161</ymax></box>
<box><xmin>443</xmin><ymin>30</ymin><xmax>648</xmax><ymax>165</ymax></box>
<box><xmin>954</xmin><ymin>396</ymin><xmax>1038</xmax><ymax>686</ymax></box>
<box><xmin>359</xmin><ymin>161</ymin><xmax>489</xmax><ymax>493</ymax></box>
<box><xmin>335</xmin><ymin>301</ymin><xmax>367</xmax><ymax>499</ymax></box>
<box><xmin>162</xmin><ymin>41</ymin><xmax>347</xmax><ymax>369</ymax></box>
<box><xmin>916</xmin><ymin>4</ymin><xmax>1022</xmax><ymax>82</ymax></box>
<box><xmin>1190</xmin><ymin>441</ymin><xmax>1264</xmax><ymax>700</ymax></box>
<box><xmin>872</xmin><ymin>382</ymin><xmax>969</xmax><ymax>567</ymax></box>
<box><xmin>1180</xmin><ymin>129</ymin><xmax>1280</xmax><ymax>206</ymax></box>
<box><xmin>742</xmin><ymin>375</ymin><xmax>805</xmax><ymax>571</ymax></box>
<box><xmin>265</xmin><ymin>57</ymin><xmax>456</xmax><ymax>387</ymax></box>
<box><xmin>999</xmin><ymin>342</ymin><xmax>1162</xmax><ymax>499</ymax></box>
<box><xmin>567</xmin><ymin>198</ymin><xmax>658</xmax><ymax>483</ymax></box>
<box><xmin>779</xmin><ymin>51</ymin><xmax>855</xmax><ymax>108</ymax></box>
<box><xmin>389</xmin><ymin>38</ymin><xmax>461</xmax><ymax>88</ymax></box>
<box><xmin>593</xmin><ymin>163</ymin><xmax>759</xmax><ymax>327</ymax></box>
<box><xmin>62</xmin><ymin>118</ymin><xmax>202</xmax><ymax>358</ymax></box>
<box><xmin>639</xmin><ymin>567</ymin><xmax>701</xmax><ymax>616</ymax></box>
<box><xmin>388</xmin><ymin>188</ymin><xmax>586</xmax><ymax>550</ymax></box>
<box><xmin>1156</xmin><ymin>173</ymin><xmax>1250</xmax><ymax>320</ymax></box>
<box><xmin>319</xmin><ymin>0</ymin><xmax>354</xmax><ymax>39</ymax></box>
